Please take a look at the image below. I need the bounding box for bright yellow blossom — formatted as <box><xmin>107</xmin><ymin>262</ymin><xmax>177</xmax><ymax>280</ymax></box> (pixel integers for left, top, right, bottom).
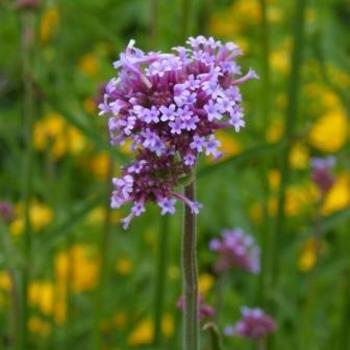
<box><xmin>40</xmin><ymin>7</ymin><xmax>59</xmax><ymax>45</ymax></box>
<box><xmin>127</xmin><ymin>314</ymin><xmax>174</xmax><ymax>346</ymax></box>
<box><xmin>55</xmin><ymin>244</ymin><xmax>99</xmax><ymax>293</ymax></box>
<box><xmin>266</xmin><ymin>119</ymin><xmax>284</xmax><ymax>143</ymax></box>
<box><xmin>78</xmin><ymin>53</ymin><xmax>100</xmax><ymax>76</ymax></box>
<box><xmin>270</xmin><ymin>49</ymin><xmax>289</xmax><ymax>75</ymax></box>
<box><xmin>308</xmin><ymin>110</ymin><xmax>348</xmax><ymax>153</ymax></box>
<box><xmin>0</xmin><ymin>271</ymin><xmax>12</xmax><ymax>291</ymax></box>
<box><xmin>298</xmin><ymin>239</ymin><xmax>318</xmax><ymax>272</ymax></box>
<box><xmin>289</xmin><ymin>143</ymin><xmax>310</xmax><ymax>169</ymax></box>
<box><xmin>199</xmin><ymin>273</ymin><xmax>214</xmax><ymax>295</ymax></box>
<box><xmin>90</xmin><ymin>152</ymin><xmax>111</xmax><ymax>180</ymax></box>
<box><xmin>29</xmin><ymin>281</ymin><xmax>55</xmax><ymax>315</ymax></box>
<box><xmin>268</xmin><ymin>170</ymin><xmax>280</xmax><ymax>191</ymax></box>
<box><xmin>10</xmin><ymin>201</ymin><xmax>53</xmax><ymax>236</ymax></box>
<box><xmin>322</xmin><ymin>174</ymin><xmax>350</xmax><ymax>215</ymax></box>
<box><xmin>34</xmin><ymin>112</ymin><xmax>87</xmax><ymax>159</ymax></box>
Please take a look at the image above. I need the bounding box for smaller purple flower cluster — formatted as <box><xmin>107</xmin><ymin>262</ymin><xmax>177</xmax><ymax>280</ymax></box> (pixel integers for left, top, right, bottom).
<box><xmin>177</xmin><ymin>294</ymin><xmax>215</xmax><ymax>321</ymax></box>
<box><xmin>99</xmin><ymin>36</ymin><xmax>257</xmax><ymax>228</ymax></box>
<box><xmin>0</xmin><ymin>201</ymin><xmax>14</xmax><ymax>223</ymax></box>
<box><xmin>310</xmin><ymin>156</ymin><xmax>336</xmax><ymax>195</ymax></box>
<box><xmin>209</xmin><ymin>228</ymin><xmax>260</xmax><ymax>273</ymax></box>
<box><xmin>224</xmin><ymin>307</ymin><xmax>276</xmax><ymax>340</ymax></box>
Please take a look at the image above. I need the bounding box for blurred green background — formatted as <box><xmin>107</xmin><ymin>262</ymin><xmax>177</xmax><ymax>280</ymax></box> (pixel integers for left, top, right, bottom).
<box><xmin>0</xmin><ymin>0</ymin><xmax>349</xmax><ymax>349</ymax></box>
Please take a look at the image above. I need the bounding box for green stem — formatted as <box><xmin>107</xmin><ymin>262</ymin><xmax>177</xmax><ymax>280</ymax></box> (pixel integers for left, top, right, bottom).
<box><xmin>257</xmin><ymin>0</ymin><xmax>271</xmax><ymax>307</ymax></box>
<box><xmin>270</xmin><ymin>0</ymin><xmax>307</xmax><ymax>288</ymax></box>
<box><xmin>153</xmin><ymin>216</ymin><xmax>170</xmax><ymax>347</ymax></box>
<box><xmin>18</xmin><ymin>9</ymin><xmax>36</xmax><ymax>350</ymax></box>
<box><xmin>182</xmin><ymin>180</ymin><xmax>199</xmax><ymax>350</ymax></box>
<box><xmin>93</xmin><ymin>158</ymin><xmax>113</xmax><ymax>350</ymax></box>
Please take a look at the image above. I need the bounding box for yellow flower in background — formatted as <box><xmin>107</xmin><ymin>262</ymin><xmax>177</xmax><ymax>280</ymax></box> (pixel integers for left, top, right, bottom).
<box><xmin>298</xmin><ymin>239</ymin><xmax>319</xmax><ymax>272</ymax></box>
<box><xmin>206</xmin><ymin>130</ymin><xmax>241</xmax><ymax>163</ymax></box>
<box><xmin>34</xmin><ymin>112</ymin><xmax>87</xmax><ymax>159</ymax></box>
<box><xmin>162</xmin><ymin>313</ymin><xmax>174</xmax><ymax>337</ymax></box>
<box><xmin>289</xmin><ymin>143</ymin><xmax>310</xmax><ymax>169</ymax></box>
<box><xmin>198</xmin><ymin>273</ymin><xmax>214</xmax><ymax>295</ymax></box>
<box><xmin>268</xmin><ymin>170</ymin><xmax>280</xmax><ymax>191</ymax></box>
<box><xmin>267</xmin><ymin>6</ymin><xmax>283</xmax><ymax>23</ymax></box>
<box><xmin>87</xmin><ymin>206</ymin><xmax>121</xmax><ymax>225</ymax></box>
<box><xmin>83</xmin><ymin>98</ymin><xmax>97</xmax><ymax>114</ymax></box>
<box><xmin>55</xmin><ymin>244</ymin><xmax>99</xmax><ymax>294</ymax></box>
<box><xmin>270</xmin><ymin>49</ymin><xmax>289</xmax><ymax>75</ymax></box>
<box><xmin>127</xmin><ymin>315</ymin><xmax>174</xmax><ymax>346</ymax></box>
<box><xmin>10</xmin><ymin>201</ymin><xmax>53</xmax><ymax>236</ymax></box>
<box><xmin>229</xmin><ymin>0</ymin><xmax>261</xmax><ymax>26</ymax></box>
<box><xmin>322</xmin><ymin>174</ymin><xmax>350</xmax><ymax>215</ymax></box>
<box><xmin>0</xmin><ymin>271</ymin><xmax>12</xmax><ymax>291</ymax></box>
<box><xmin>90</xmin><ymin>152</ymin><xmax>111</xmax><ymax>180</ymax></box>
<box><xmin>40</xmin><ymin>7</ymin><xmax>59</xmax><ymax>45</ymax></box>
<box><xmin>266</xmin><ymin>119</ymin><xmax>284</xmax><ymax>143</ymax></box>
<box><xmin>115</xmin><ymin>257</ymin><xmax>133</xmax><ymax>275</ymax></box>
<box><xmin>128</xmin><ymin>319</ymin><xmax>153</xmax><ymax>346</ymax></box>
<box><xmin>28</xmin><ymin>316</ymin><xmax>51</xmax><ymax>336</ymax></box>
<box><xmin>210</xmin><ymin>13</ymin><xmax>239</xmax><ymax>38</ymax></box>
<box><xmin>308</xmin><ymin>110</ymin><xmax>348</xmax><ymax>152</ymax></box>
<box><xmin>29</xmin><ymin>281</ymin><xmax>55</xmax><ymax>315</ymax></box>
<box><xmin>285</xmin><ymin>184</ymin><xmax>317</xmax><ymax>216</ymax></box>
<box><xmin>78</xmin><ymin>53</ymin><xmax>100</xmax><ymax>77</ymax></box>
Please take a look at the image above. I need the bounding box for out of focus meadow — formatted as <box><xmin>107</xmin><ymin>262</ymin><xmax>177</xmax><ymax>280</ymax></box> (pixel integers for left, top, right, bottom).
<box><xmin>0</xmin><ymin>0</ymin><xmax>349</xmax><ymax>349</ymax></box>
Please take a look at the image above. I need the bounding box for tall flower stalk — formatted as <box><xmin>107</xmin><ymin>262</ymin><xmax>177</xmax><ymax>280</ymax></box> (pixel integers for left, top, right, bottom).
<box><xmin>18</xmin><ymin>3</ymin><xmax>37</xmax><ymax>348</ymax></box>
<box><xmin>182</xmin><ymin>180</ymin><xmax>199</xmax><ymax>350</ymax></box>
<box><xmin>98</xmin><ymin>36</ymin><xmax>257</xmax><ymax>349</ymax></box>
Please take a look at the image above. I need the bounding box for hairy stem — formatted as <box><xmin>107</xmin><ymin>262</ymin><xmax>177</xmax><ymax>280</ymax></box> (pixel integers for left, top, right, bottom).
<box><xmin>181</xmin><ymin>180</ymin><xmax>199</xmax><ymax>350</ymax></box>
<box><xmin>153</xmin><ymin>216</ymin><xmax>170</xmax><ymax>346</ymax></box>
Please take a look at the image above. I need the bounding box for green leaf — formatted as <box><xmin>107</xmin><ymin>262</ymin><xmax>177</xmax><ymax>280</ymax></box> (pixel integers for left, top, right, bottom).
<box><xmin>37</xmin><ymin>192</ymin><xmax>105</xmax><ymax>252</ymax></box>
<box><xmin>203</xmin><ymin>322</ymin><xmax>224</xmax><ymax>350</ymax></box>
<box><xmin>198</xmin><ymin>142</ymin><xmax>283</xmax><ymax>178</ymax></box>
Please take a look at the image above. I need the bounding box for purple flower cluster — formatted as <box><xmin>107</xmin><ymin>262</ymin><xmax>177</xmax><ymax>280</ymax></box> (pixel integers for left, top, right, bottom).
<box><xmin>224</xmin><ymin>307</ymin><xmax>276</xmax><ymax>340</ymax></box>
<box><xmin>209</xmin><ymin>228</ymin><xmax>260</xmax><ymax>273</ymax></box>
<box><xmin>0</xmin><ymin>201</ymin><xmax>14</xmax><ymax>223</ymax></box>
<box><xmin>310</xmin><ymin>156</ymin><xmax>336</xmax><ymax>195</ymax></box>
<box><xmin>177</xmin><ymin>294</ymin><xmax>215</xmax><ymax>321</ymax></box>
<box><xmin>99</xmin><ymin>36</ymin><xmax>257</xmax><ymax>228</ymax></box>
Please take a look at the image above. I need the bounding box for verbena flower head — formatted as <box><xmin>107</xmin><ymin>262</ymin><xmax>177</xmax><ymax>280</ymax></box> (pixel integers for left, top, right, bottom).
<box><xmin>224</xmin><ymin>307</ymin><xmax>276</xmax><ymax>340</ymax></box>
<box><xmin>99</xmin><ymin>36</ymin><xmax>257</xmax><ymax>228</ymax></box>
<box><xmin>209</xmin><ymin>228</ymin><xmax>260</xmax><ymax>273</ymax></box>
<box><xmin>310</xmin><ymin>156</ymin><xmax>336</xmax><ymax>195</ymax></box>
<box><xmin>177</xmin><ymin>294</ymin><xmax>215</xmax><ymax>321</ymax></box>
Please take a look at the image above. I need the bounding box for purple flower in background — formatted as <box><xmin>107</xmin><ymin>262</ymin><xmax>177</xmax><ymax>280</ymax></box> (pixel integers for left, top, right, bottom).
<box><xmin>310</xmin><ymin>156</ymin><xmax>336</xmax><ymax>195</ymax></box>
<box><xmin>209</xmin><ymin>228</ymin><xmax>260</xmax><ymax>273</ymax></box>
<box><xmin>0</xmin><ymin>201</ymin><xmax>14</xmax><ymax>223</ymax></box>
<box><xmin>99</xmin><ymin>36</ymin><xmax>257</xmax><ymax>228</ymax></box>
<box><xmin>224</xmin><ymin>307</ymin><xmax>277</xmax><ymax>340</ymax></box>
<box><xmin>177</xmin><ymin>294</ymin><xmax>215</xmax><ymax>321</ymax></box>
